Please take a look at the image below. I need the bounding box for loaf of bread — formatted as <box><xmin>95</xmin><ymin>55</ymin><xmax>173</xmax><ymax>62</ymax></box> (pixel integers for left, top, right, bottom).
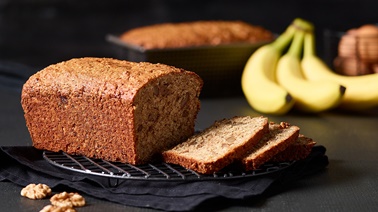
<box><xmin>162</xmin><ymin>116</ymin><xmax>269</xmax><ymax>174</ymax></box>
<box><xmin>120</xmin><ymin>20</ymin><xmax>274</xmax><ymax>49</ymax></box>
<box><xmin>269</xmin><ymin>135</ymin><xmax>316</xmax><ymax>162</ymax></box>
<box><xmin>241</xmin><ymin>122</ymin><xmax>300</xmax><ymax>171</ymax></box>
<box><xmin>21</xmin><ymin>57</ymin><xmax>203</xmax><ymax>165</ymax></box>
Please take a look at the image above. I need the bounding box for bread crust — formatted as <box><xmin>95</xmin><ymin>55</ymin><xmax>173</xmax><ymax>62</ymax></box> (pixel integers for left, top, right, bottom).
<box><xmin>21</xmin><ymin>57</ymin><xmax>203</xmax><ymax>165</ymax></box>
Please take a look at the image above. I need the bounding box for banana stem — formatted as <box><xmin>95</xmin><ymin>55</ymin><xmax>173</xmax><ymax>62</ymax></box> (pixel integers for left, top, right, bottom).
<box><xmin>304</xmin><ymin>32</ymin><xmax>316</xmax><ymax>57</ymax></box>
<box><xmin>292</xmin><ymin>18</ymin><xmax>314</xmax><ymax>32</ymax></box>
<box><xmin>287</xmin><ymin>29</ymin><xmax>304</xmax><ymax>58</ymax></box>
<box><xmin>270</xmin><ymin>26</ymin><xmax>296</xmax><ymax>52</ymax></box>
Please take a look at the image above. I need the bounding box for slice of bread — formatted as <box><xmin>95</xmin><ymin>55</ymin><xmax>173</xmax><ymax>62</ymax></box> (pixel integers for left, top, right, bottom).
<box><xmin>162</xmin><ymin>116</ymin><xmax>269</xmax><ymax>174</ymax></box>
<box><xmin>269</xmin><ymin>134</ymin><xmax>316</xmax><ymax>162</ymax></box>
<box><xmin>241</xmin><ymin>122</ymin><xmax>300</xmax><ymax>171</ymax></box>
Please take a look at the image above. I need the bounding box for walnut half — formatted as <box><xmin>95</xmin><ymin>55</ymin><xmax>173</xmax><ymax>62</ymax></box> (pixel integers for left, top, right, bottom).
<box><xmin>50</xmin><ymin>192</ymin><xmax>86</xmax><ymax>208</ymax></box>
<box><xmin>21</xmin><ymin>183</ymin><xmax>52</xmax><ymax>200</ymax></box>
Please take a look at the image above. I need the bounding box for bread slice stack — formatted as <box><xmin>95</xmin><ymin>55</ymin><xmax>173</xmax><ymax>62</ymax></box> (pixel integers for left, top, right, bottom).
<box><xmin>162</xmin><ymin>116</ymin><xmax>316</xmax><ymax>174</ymax></box>
<box><xmin>241</xmin><ymin>122</ymin><xmax>300</xmax><ymax>171</ymax></box>
<box><xmin>270</xmin><ymin>135</ymin><xmax>316</xmax><ymax>163</ymax></box>
<box><xmin>162</xmin><ymin>116</ymin><xmax>269</xmax><ymax>174</ymax></box>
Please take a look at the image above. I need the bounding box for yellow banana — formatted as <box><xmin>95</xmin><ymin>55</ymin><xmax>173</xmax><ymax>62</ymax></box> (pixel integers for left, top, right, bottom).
<box><xmin>241</xmin><ymin>25</ymin><xmax>295</xmax><ymax>115</ymax></box>
<box><xmin>301</xmin><ymin>30</ymin><xmax>378</xmax><ymax>110</ymax></box>
<box><xmin>276</xmin><ymin>27</ymin><xmax>346</xmax><ymax>112</ymax></box>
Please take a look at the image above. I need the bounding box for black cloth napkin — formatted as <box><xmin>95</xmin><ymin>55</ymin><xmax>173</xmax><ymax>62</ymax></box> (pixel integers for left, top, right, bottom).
<box><xmin>0</xmin><ymin>146</ymin><xmax>328</xmax><ymax>211</ymax></box>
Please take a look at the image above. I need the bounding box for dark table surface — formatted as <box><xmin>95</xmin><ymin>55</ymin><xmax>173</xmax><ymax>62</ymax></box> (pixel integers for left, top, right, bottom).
<box><xmin>1</xmin><ymin>86</ymin><xmax>378</xmax><ymax>211</ymax></box>
<box><xmin>2</xmin><ymin>1</ymin><xmax>378</xmax><ymax>211</ymax></box>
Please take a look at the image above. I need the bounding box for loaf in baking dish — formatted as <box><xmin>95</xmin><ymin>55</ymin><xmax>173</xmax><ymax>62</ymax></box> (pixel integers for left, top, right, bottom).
<box><xmin>120</xmin><ymin>20</ymin><xmax>274</xmax><ymax>49</ymax></box>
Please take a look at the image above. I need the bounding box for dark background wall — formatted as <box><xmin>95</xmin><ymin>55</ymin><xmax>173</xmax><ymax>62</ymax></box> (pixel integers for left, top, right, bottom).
<box><xmin>0</xmin><ymin>0</ymin><xmax>377</xmax><ymax>69</ymax></box>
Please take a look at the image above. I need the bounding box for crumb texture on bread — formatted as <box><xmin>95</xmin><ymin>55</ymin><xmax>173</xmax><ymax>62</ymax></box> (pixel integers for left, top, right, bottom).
<box><xmin>162</xmin><ymin>116</ymin><xmax>269</xmax><ymax>174</ymax></box>
<box><xmin>241</xmin><ymin>122</ymin><xmax>300</xmax><ymax>171</ymax></box>
<box><xmin>21</xmin><ymin>57</ymin><xmax>203</xmax><ymax>165</ymax></box>
<box><xmin>269</xmin><ymin>135</ymin><xmax>316</xmax><ymax>162</ymax></box>
<box><xmin>120</xmin><ymin>20</ymin><xmax>274</xmax><ymax>49</ymax></box>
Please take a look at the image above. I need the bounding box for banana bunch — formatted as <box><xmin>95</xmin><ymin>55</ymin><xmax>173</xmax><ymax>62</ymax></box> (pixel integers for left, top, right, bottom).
<box><xmin>242</xmin><ymin>18</ymin><xmax>378</xmax><ymax>114</ymax></box>
<box><xmin>276</xmin><ymin>21</ymin><xmax>345</xmax><ymax>112</ymax></box>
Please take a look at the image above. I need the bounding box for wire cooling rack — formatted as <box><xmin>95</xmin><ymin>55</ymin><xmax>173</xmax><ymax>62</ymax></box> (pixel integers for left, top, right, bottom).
<box><xmin>43</xmin><ymin>151</ymin><xmax>294</xmax><ymax>181</ymax></box>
